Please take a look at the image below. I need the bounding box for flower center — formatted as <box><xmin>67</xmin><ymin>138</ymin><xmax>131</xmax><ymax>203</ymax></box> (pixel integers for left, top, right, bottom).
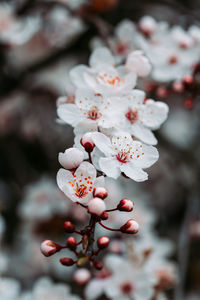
<box><xmin>116</xmin><ymin>152</ymin><xmax>129</xmax><ymax>163</ymax></box>
<box><xmin>75</xmin><ymin>183</ymin><xmax>88</xmax><ymax>198</ymax></box>
<box><xmin>168</xmin><ymin>55</ymin><xmax>178</xmax><ymax>65</ymax></box>
<box><xmin>126</xmin><ymin>109</ymin><xmax>138</xmax><ymax>123</ymax></box>
<box><xmin>88</xmin><ymin>106</ymin><xmax>102</xmax><ymax>120</ymax></box>
<box><xmin>116</xmin><ymin>42</ymin><xmax>129</xmax><ymax>54</ymax></box>
<box><xmin>120</xmin><ymin>281</ymin><xmax>134</xmax><ymax>295</ymax></box>
<box><xmin>98</xmin><ymin>73</ymin><xmax>122</xmax><ymax>87</ymax></box>
<box><xmin>68</xmin><ymin>174</ymin><xmax>93</xmax><ymax>199</ymax></box>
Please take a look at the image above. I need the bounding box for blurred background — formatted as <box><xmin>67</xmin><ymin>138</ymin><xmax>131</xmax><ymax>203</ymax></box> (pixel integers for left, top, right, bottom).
<box><xmin>0</xmin><ymin>0</ymin><xmax>200</xmax><ymax>299</ymax></box>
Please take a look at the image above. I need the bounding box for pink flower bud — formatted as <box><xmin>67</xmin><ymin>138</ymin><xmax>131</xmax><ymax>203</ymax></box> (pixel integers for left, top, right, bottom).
<box><xmin>172</xmin><ymin>81</ymin><xmax>184</xmax><ymax>93</ymax></box>
<box><xmin>126</xmin><ymin>51</ymin><xmax>151</xmax><ymax>77</ymax></box>
<box><xmin>97</xmin><ymin>236</ymin><xmax>110</xmax><ymax>249</ymax></box>
<box><xmin>117</xmin><ymin>198</ymin><xmax>134</xmax><ymax>212</ymax></box>
<box><xmin>81</xmin><ymin>133</ymin><xmax>95</xmax><ymax>153</ymax></box>
<box><xmin>182</xmin><ymin>74</ymin><xmax>193</xmax><ymax>85</ymax></box>
<box><xmin>93</xmin><ymin>187</ymin><xmax>108</xmax><ymax>199</ymax></box>
<box><xmin>88</xmin><ymin>197</ymin><xmax>106</xmax><ymax>216</ymax></box>
<box><xmin>156</xmin><ymin>86</ymin><xmax>168</xmax><ymax>99</ymax></box>
<box><xmin>67</xmin><ymin>237</ymin><xmax>77</xmax><ymax>250</ymax></box>
<box><xmin>120</xmin><ymin>219</ymin><xmax>139</xmax><ymax>234</ymax></box>
<box><xmin>58</xmin><ymin>148</ymin><xmax>84</xmax><ymax>170</ymax></box>
<box><xmin>40</xmin><ymin>240</ymin><xmax>58</xmax><ymax>257</ymax></box>
<box><xmin>64</xmin><ymin>221</ymin><xmax>75</xmax><ymax>233</ymax></box>
<box><xmin>73</xmin><ymin>268</ymin><xmax>91</xmax><ymax>285</ymax></box>
<box><xmin>139</xmin><ymin>16</ymin><xmax>157</xmax><ymax>37</ymax></box>
<box><xmin>184</xmin><ymin>97</ymin><xmax>194</xmax><ymax>109</ymax></box>
<box><xmin>93</xmin><ymin>261</ymin><xmax>103</xmax><ymax>270</ymax></box>
<box><xmin>60</xmin><ymin>257</ymin><xmax>75</xmax><ymax>266</ymax></box>
<box><xmin>100</xmin><ymin>211</ymin><xmax>108</xmax><ymax>220</ymax></box>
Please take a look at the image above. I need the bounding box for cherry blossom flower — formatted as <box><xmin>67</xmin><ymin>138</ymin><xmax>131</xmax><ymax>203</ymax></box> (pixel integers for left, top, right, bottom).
<box><xmin>111</xmin><ymin>89</ymin><xmax>169</xmax><ymax>145</ymax></box>
<box><xmin>18</xmin><ymin>178</ymin><xmax>69</xmax><ymax>221</ymax></box>
<box><xmin>57</xmin><ymin>88</ymin><xmax>118</xmax><ymax>129</ymax></box>
<box><xmin>125</xmin><ymin>50</ymin><xmax>152</xmax><ymax>77</ymax></box>
<box><xmin>69</xmin><ymin>47</ymin><xmax>137</xmax><ymax>96</ymax></box>
<box><xmin>0</xmin><ymin>277</ymin><xmax>20</xmax><ymax>300</ymax></box>
<box><xmin>19</xmin><ymin>277</ymin><xmax>81</xmax><ymax>300</ymax></box>
<box><xmin>57</xmin><ymin>161</ymin><xmax>104</xmax><ymax>204</ymax></box>
<box><xmin>91</xmin><ymin>132</ymin><xmax>159</xmax><ymax>181</ymax></box>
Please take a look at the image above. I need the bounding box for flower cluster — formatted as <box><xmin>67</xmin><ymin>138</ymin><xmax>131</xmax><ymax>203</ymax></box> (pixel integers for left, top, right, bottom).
<box><xmin>91</xmin><ymin>16</ymin><xmax>200</xmax><ymax>108</ymax></box>
<box><xmin>92</xmin><ymin>16</ymin><xmax>200</xmax><ymax>83</ymax></box>
<box><xmin>40</xmin><ymin>47</ymin><xmax>168</xmax><ymax>270</ymax></box>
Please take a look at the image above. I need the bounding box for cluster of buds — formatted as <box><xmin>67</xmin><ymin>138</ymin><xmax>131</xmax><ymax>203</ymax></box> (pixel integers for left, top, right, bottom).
<box><xmin>41</xmin><ymin>193</ymin><xmax>138</xmax><ymax>270</ymax></box>
<box><xmin>41</xmin><ymin>133</ymin><xmax>139</xmax><ymax>270</ymax></box>
<box><xmin>145</xmin><ymin>60</ymin><xmax>200</xmax><ymax>109</ymax></box>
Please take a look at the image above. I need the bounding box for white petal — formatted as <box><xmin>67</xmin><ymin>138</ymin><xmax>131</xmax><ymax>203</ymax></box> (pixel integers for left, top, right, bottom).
<box><xmin>91</xmin><ymin>132</ymin><xmax>115</xmax><ymax>156</ymax></box>
<box><xmin>131</xmin><ymin>123</ymin><xmax>157</xmax><ymax>145</ymax></box>
<box><xmin>89</xmin><ymin>47</ymin><xmax>115</xmax><ymax>68</ymax></box>
<box><xmin>131</xmin><ymin>142</ymin><xmax>159</xmax><ymax>168</ymax></box>
<box><xmin>99</xmin><ymin>157</ymin><xmax>121</xmax><ymax>179</ymax></box>
<box><xmin>120</xmin><ymin>163</ymin><xmax>148</xmax><ymax>182</ymax></box>
<box><xmin>85</xmin><ymin>279</ymin><xmax>106</xmax><ymax>300</ymax></box>
<box><xmin>56</xmin><ymin>168</ymin><xmax>74</xmax><ymax>198</ymax></box>
<box><xmin>140</xmin><ymin>100</ymin><xmax>169</xmax><ymax>129</ymax></box>
<box><xmin>75</xmin><ymin>161</ymin><xmax>96</xmax><ymax>180</ymax></box>
<box><xmin>94</xmin><ymin>176</ymin><xmax>105</xmax><ymax>187</ymax></box>
<box><xmin>57</xmin><ymin>104</ymin><xmax>82</xmax><ymax>127</ymax></box>
<box><xmin>69</xmin><ymin>65</ymin><xmax>90</xmax><ymax>88</ymax></box>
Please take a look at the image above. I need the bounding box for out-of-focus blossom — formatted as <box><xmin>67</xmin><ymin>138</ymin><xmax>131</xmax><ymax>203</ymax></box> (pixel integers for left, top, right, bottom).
<box><xmin>18</xmin><ymin>178</ymin><xmax>69</xmax><ymax>221</ymax></box>
<box><xmin>19</xmin><ymin>277</ymin><xmax>81</xmax><ymax>300</ymax></box>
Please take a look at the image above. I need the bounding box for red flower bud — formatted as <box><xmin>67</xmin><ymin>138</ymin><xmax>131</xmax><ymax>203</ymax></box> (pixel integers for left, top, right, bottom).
<box><xmin>81</xmin><ymin>133</ymin><xmax>95</xmax><ymax>153</ymax></box>
<box><xmin>93</xmin><ymin>260</ymin><xmax>103</xmax><ymax>270</ymax></box>
<box><xmin>100</xmin><ymin>211</ymin><xmax>108</xmax><ymax>220</ymax></box>
<box><xmin>40</xmin><ymin>240</ymin><xmax>58</xmax><ymax>257</ymax></box>
<box><xmin>156</xmin><ymin>86</ymin><xmax>168</xmax><ymax>99</ymax></box>
<box><xmin>120</xmin><ymin>219</ymin><xmax>139</xmax><ymax>234</ymax></box>
<box><xmin>184</xmin><ymin>97</ymin><xmax>194</xmax><ymax>109</ymax></box>
<box><xmin>93</xmin><ymin>187</ymin><xmax>108</xmax><ymax>199</ymax></box>
<box><xmin>64</xmin><ymin>221</ymin><xmax>75</xmax><ymax>233</ymax></box>
<box><xmin>97</xmin><ymin>236</ymin><xmax>110</xmax><ymax>249</ymax></box>
<box><xmin>117</xmin><ymin>198</ymin><xmax>134</xmax><ymax>212</ymax></box>
<box><xmin>67</xmin><ymin>237</ymin><xmax>77</xmax><ymax>250</ymax></box>
<box><xmin>60</xmin><ymin>257</ymin><xmax>75</xmax><ymax>266</ymax></box>
<box><xmin>182</xmin><ymin>74</ymin><xmax>193</xmax><ymax>85</ymax></box>
<box><xmin>172</xmin><ymin>81</ymin><xmax>184</xmax><ymax>93</ymax></box>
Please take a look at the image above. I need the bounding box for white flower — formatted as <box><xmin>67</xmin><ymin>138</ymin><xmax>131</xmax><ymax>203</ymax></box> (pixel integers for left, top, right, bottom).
<box><xmin>18</xmin><ymin>178</ymin><xmax>69</xmax><ymax>221</ymax></box>
<box><xmin>69</xmin><ymin>47</ymin><xmax>137</xmax><ymax>96</ymax></box>
<box><xmin>58</xmin><ymin>147</ymin><xmax>84</xmax><ymax>170</ymax></box>
<box><xmin>111</xmin><ymin>89</ymin><xmax>169</xmax><ymax>145</ymax></box>
<box><xmin>125</xmin><ymin>50</ymin><xmax>151</xmax><ymax>77</ymax></box>
<box><xmin>57</xmin><ymin>88</ymin><xmax>118</xmax><ymax>129</ymax></box>
<box><xmin>0</xmin><ymin>277</ymin><xmax>20</xmax><ymax>300</ymax></box>
<box><xmin>139</xmin><ymin>15</ymin><xmax>157</xmax><ymax>36</ymax></box>
<box><xmin>91</xmin><ymin>132</ymin><xmax>159</xmax><ymax>181</ymax></box>
<box><xmin>104</xmin><ymin>255</ymin><xmax>155</xmax><ymax>300</ymax></box>
<box><xmin>57</xmin><ymin>161</ymin><xmax>104</xmax><ymax>204</ymax></box>
<box><xmin>19</xmin><ymin>277</ymin><xmax>81</xmax><ymax>300</ymax></box>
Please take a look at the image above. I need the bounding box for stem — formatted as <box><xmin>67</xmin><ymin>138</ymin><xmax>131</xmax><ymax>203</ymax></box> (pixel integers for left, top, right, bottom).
<box><xmin>85</xmin><ymin>215</ymin><xmax>97</xmax><ymax>256</ymax></box>
<box><xmin>88</xmin><ymin>152</ymin><xmax>92</xmax><ymax>164</ymax></box>
<box><xmin>77</xmin><ymin>202</ymin><xmax>88</xmax><ymax>209</ymax></box>
<box><xmin>99</xmin><ymin>221</ymin><xmax>120</xmax><ymax>232</ymax></box>
<box><xmin>106</xmin><ymin>208</ymin><xmax>118</xmax><ymax>212</ymax></box>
